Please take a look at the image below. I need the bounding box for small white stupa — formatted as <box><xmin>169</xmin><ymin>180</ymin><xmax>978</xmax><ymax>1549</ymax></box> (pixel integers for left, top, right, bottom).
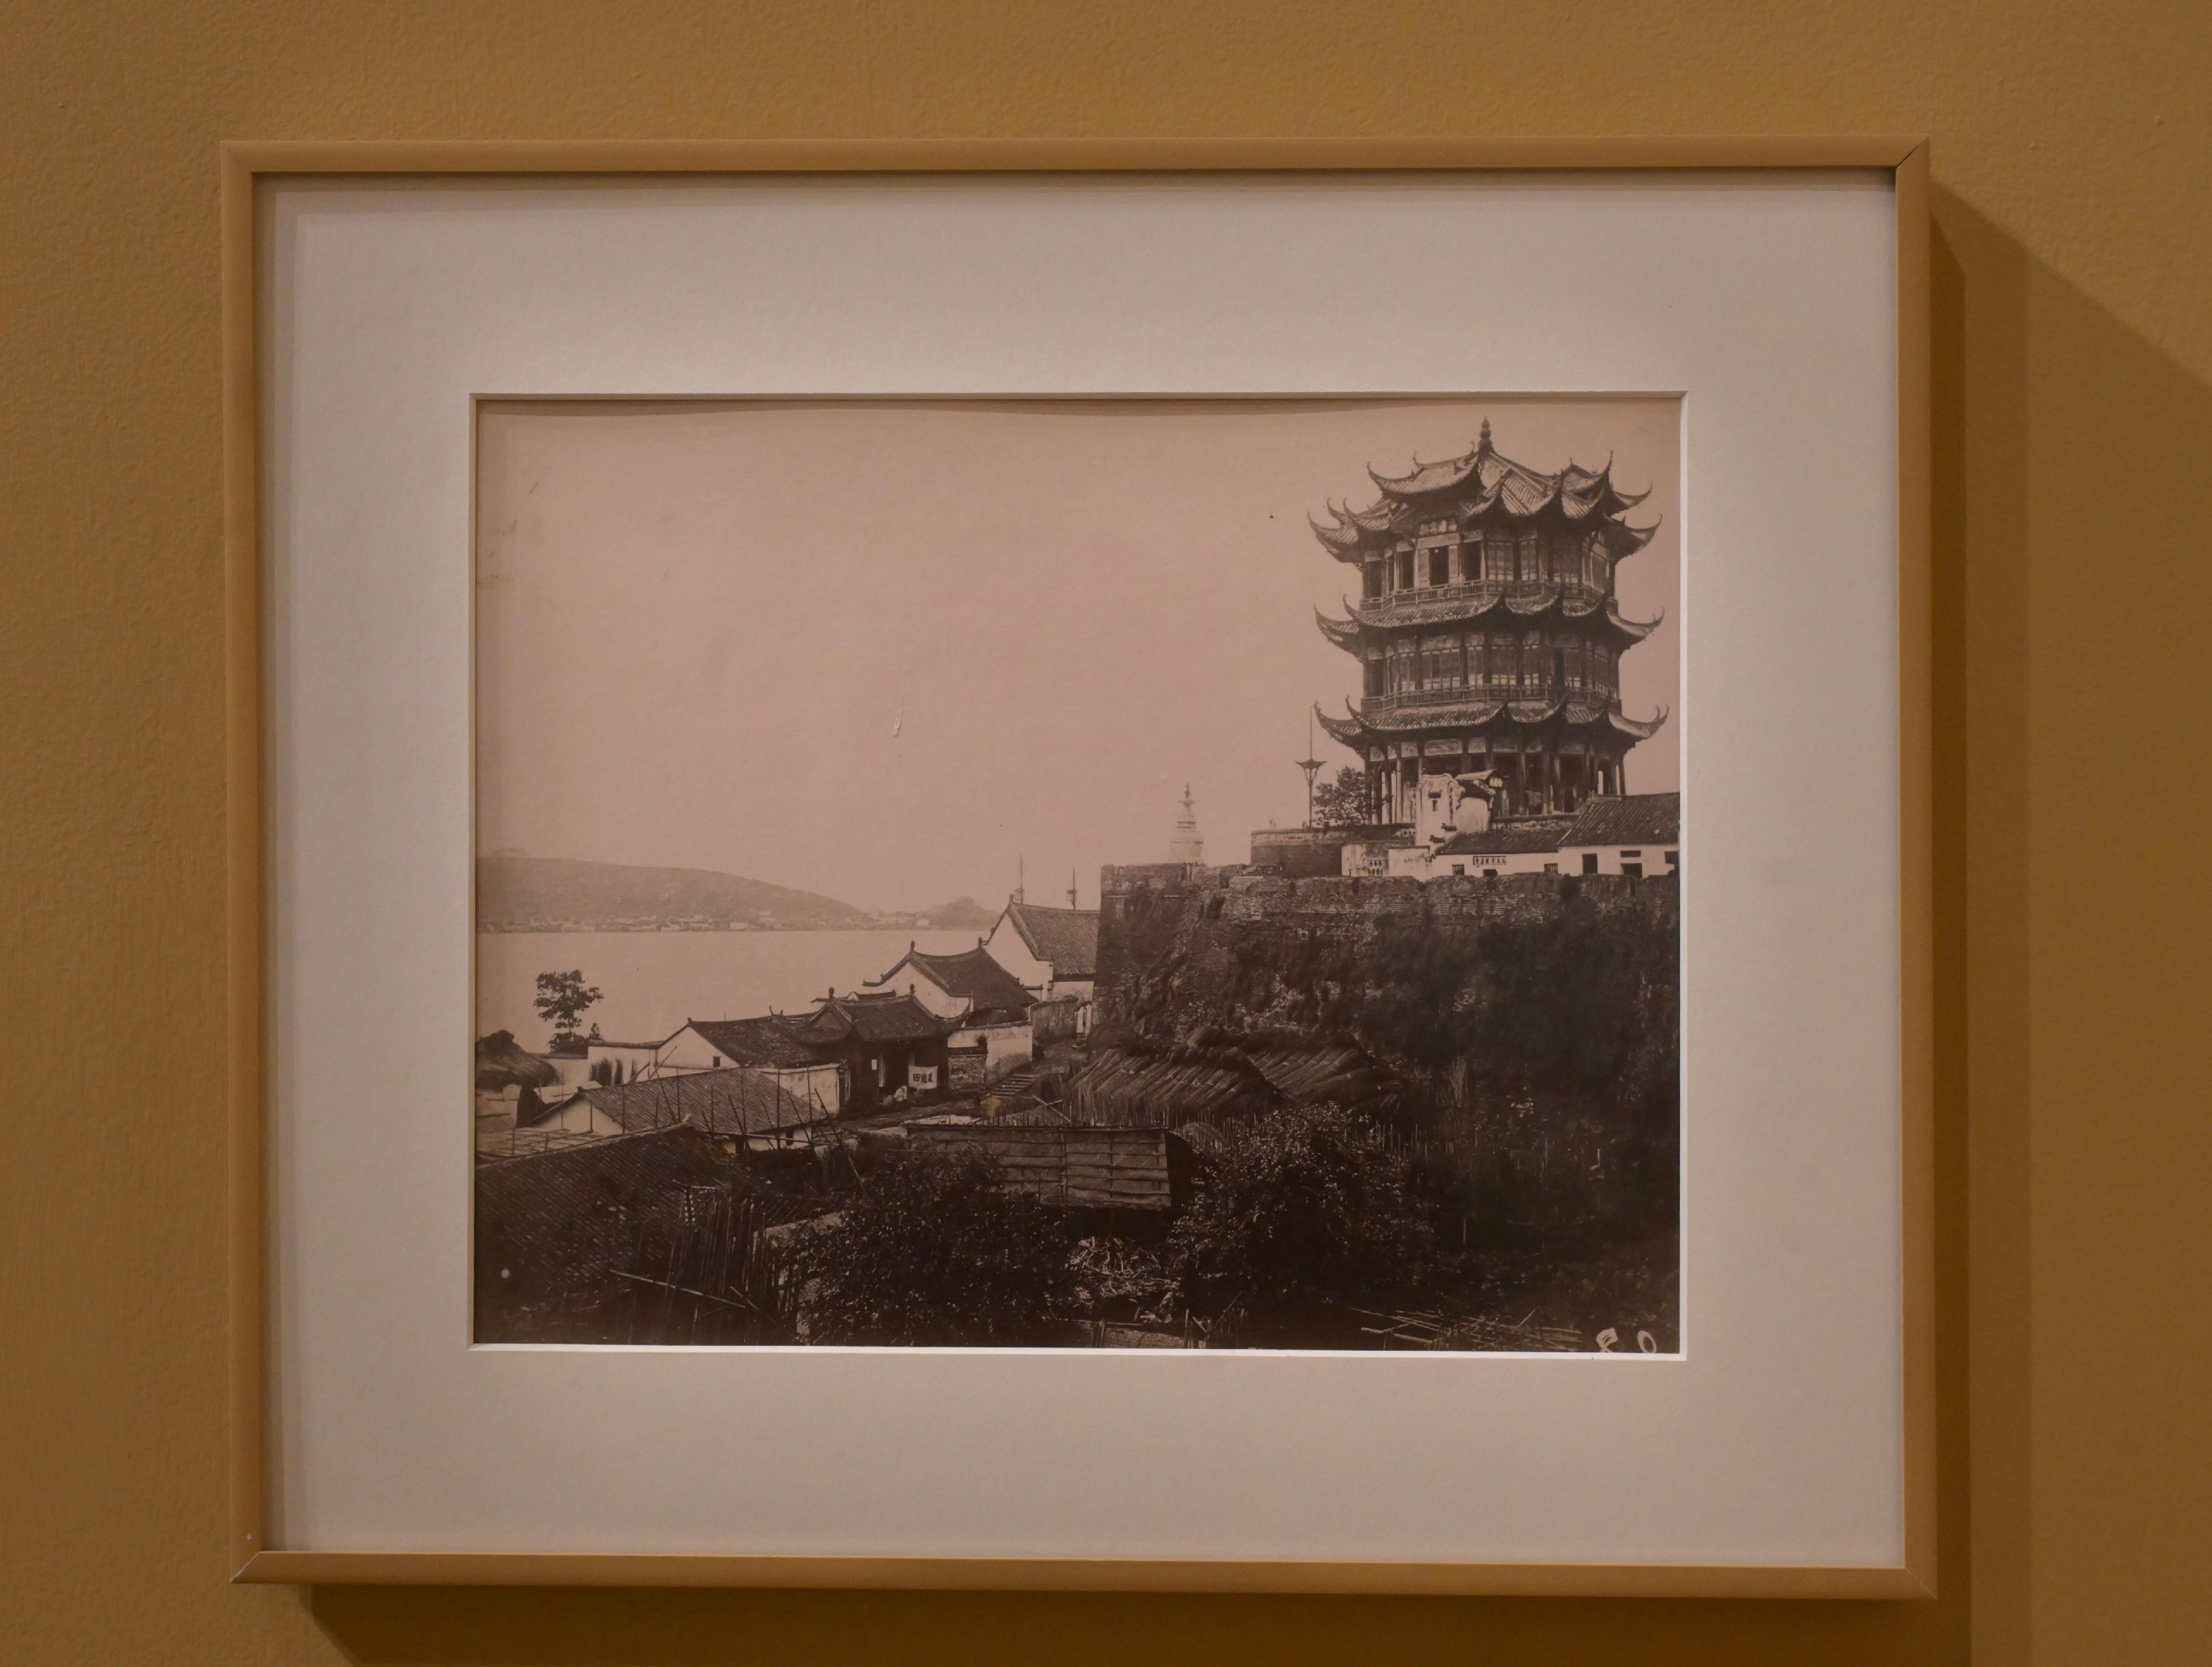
<box><xmin>1168</xmin><ymin>785</ymin><xmax>1205</xmax><ymax>864</ymax></box>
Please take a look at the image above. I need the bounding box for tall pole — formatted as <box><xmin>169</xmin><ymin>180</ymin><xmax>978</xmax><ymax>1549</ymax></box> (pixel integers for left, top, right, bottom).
<box><xmin>1295</xmin><ymin>710</ymin><xmax>1325</xmax><ymax>829</ymax></box>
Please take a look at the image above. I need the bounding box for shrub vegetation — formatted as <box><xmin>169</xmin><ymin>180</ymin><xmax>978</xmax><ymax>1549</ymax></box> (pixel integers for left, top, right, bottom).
<box><xmin>787</xmin><ymin>1149</ymin><xmax>1072</xmax><ymax>1345</ymax></box>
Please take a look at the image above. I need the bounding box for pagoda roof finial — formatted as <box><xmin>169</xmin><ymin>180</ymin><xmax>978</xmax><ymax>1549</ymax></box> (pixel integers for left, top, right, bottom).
<box><xmin>1478</xmin><ymin>417</ymin><xmax>1492</xmax><ymax>448</ymax></box>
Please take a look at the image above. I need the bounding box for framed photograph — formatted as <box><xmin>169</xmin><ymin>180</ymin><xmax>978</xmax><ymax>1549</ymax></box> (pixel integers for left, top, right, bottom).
<box><xmin>227</xmin><ymin>140</ymin><xmax>1932</xmax><ymax>1593</ymax></box>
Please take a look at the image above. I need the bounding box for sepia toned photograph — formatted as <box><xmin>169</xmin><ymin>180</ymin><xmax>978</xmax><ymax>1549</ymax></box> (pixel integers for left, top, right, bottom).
<box><xmin>473</xmin><ymin>396</ymin><xmax>1681</xmax><ymax>1352</ymax></box>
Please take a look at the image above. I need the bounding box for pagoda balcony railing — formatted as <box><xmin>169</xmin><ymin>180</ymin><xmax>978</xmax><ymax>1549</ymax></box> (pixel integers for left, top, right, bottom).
<box><xmin>1361</xmin><ymin>579</ymin><xmax>1608</xmax><ymax>615</ymax></box>
<box><xmin>1360</xmin><ymin>684</ymin><xmax>1618</xmax><ymax>718</ymax></box>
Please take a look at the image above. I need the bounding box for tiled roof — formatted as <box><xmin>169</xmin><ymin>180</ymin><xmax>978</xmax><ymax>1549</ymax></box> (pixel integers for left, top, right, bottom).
<box><xmin>1063</xmin><ymin>1049</ymin><xmax>1281</xmax><ymax>1127</ymax></box>
<box><xmin>1561</xmin><ymin>792</ymin><xmax>1681</xmax><ymax>848</ymax></box>
<box><xmin>1337</xmin><ymin>587</ymin><xmax>1661</xmax><ymax>640</ymax></box>
<box><xmin>1245</xmin><ymin>1046</ymin><xmax>1399</xmax><ymax>1111</ymax></box>
<box><xmin>1436</xmin><ymin>817</ymin><xmax>1577</xmax><ymax>856</ymax></box>
<box><xmin>798</xmin><ymin>991</ymin><xmax>952</xmax><ymax>1046</ymax></box>
<box><xmin>1004</xmin><ymin>901</ymin><xmax>1099</xmax><ymax>978</ymax></box>
<box><xmin>1308</xmin><ymin>422</ymin><xmax>1658</xmax><ymax>566</ymax></box>
<box><xmin>870</xmin><ymin>945</ymin><xmax>1035</xmax><ymax>1017</ymax></box>
<box><xmin>562</xmin><ymin>1066</ymin><xmax>826</xmax><ymax>1136</ymax></box>
<box><xmin>474</xmin><ymin>1030</ymin><xmax>562</xmax><ymax>1089</ymax></box>
<box><xmin>681</xmin><ymin>1016</ymin><xmax>825</xmax><ymax>1069</ymax></box>
<box><xmin>1315</xmin><ymin>697</ymin><xmax>1668</xmax><ymax>749</ymax></box>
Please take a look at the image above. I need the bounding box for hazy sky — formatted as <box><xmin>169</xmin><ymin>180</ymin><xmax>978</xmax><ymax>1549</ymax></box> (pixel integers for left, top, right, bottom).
<box><xmin>476</xmin><ymin>398</ymin><xmax>1679</xmax><ymax>913</ymax></box>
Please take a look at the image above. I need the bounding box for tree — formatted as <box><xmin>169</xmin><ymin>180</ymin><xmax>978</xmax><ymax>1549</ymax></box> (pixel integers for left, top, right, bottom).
<box><xmin>1165</xmin><ymin>1102</ymin><xmax>1433</xmax><ymax>1329</ymax></box>
<box><xmin>1310</xmin><ymin>765</ymin><xmax>1370</xmax><ymax>829</ymax></box>
<box><xmin>787</xmin><ymin>1150</ymin><xmax>1073</xmax><ymax>1345</ymax></box>
<box><xmin>533</xmin><ymin>969</ymin><xmax>602</xmax><ymax>1054</ymax></box>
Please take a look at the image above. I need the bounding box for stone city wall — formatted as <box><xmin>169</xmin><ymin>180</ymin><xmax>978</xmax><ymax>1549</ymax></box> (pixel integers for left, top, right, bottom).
<box><xmin>1095</xmin><ymin>862</ymin><xmax>1677</xmax><ymax>1049</ymax></box>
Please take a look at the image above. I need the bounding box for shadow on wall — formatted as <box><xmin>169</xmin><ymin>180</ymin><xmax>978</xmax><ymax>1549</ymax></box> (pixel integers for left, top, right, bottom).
<box><xmin>294</xmin><ymin>189</ymin><xmax>2212</xmax><ymax>1667</ymax></box>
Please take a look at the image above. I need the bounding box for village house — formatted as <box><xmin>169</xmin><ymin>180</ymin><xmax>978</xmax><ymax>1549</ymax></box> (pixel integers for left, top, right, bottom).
<box><xmin>1431</xmin><ymin>817</ymin><xmax>1577</xmax><ymax>877</ymax></box>
<box><xmin>1338</xmin><ymin>791</ymin><xmax>1681</xmax><ymax>881</ymax></box>
<box><xmin>983</xmin><ymin>899</ymin><xmax>1100</xmax><ymax>1035</ymax></box>
<box><xmin>657</xmin><ymin>1017</ymin><xmax>846</xmax><ymax>1115</ymax></box>
<box><xmin>784</xmin><ymin>990</ymin><xmax>955</xmax><ymax>1117</ymax></box>
<box><xmin>539</xmin><ymin>1052</ymin><xmax>598</xmax><ymax>1093</ymax></box>
<box><xmin>585</xmin><ymin>1037</ymin><xmax>664</xmax><ymax>1086</ymax></box>
<box><xmin>473</xmin><ymin>1030</ymin><xmax>564</xmax><ymax>1136</ymax></box>
<box><xmin>513</xmin><ymin>1065</ymin><xmax>826</xmax><ymax>1149</ymax></box>
<box><xmin>1557</xmin><ymin>791</ymin><xmax>1681</xmax><ymax>877</ymax></box>
<box><xmin>864</xmin><ymin>943</ymin><xmax>1039</xmax><ymax>1076</ymax></box>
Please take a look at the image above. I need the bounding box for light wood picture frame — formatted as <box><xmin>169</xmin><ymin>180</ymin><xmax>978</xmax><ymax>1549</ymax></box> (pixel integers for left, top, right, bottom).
<box><xmin>225</xmin><ymin>137</ymin><xmax>1932</xmax><ymax>1595</ymax></box>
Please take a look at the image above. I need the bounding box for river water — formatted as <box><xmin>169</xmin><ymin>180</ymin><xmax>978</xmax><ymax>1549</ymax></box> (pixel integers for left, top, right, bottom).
<box><xmin>474</xmin><ymin>928</ymin><xmax>988</xmax><ymax>1051</ymax></box>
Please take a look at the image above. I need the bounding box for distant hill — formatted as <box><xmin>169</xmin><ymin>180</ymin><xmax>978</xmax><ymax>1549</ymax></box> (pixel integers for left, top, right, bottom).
<box><xmin>902</xmin><ymin>896</ymin><xmax>999</xmax><ymax>931</ymax></box>
<box><xmin>478</xmin><ymin>856</ymin><xmax>877</xmax><ymax>932</ymax></box>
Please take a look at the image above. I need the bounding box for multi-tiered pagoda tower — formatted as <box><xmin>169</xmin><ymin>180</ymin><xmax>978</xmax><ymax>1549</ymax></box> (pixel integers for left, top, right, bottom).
<box><xmin>1311</xmin><ymin>421</ymin><xmax>1667</xmax><ymax>825</ymax></box>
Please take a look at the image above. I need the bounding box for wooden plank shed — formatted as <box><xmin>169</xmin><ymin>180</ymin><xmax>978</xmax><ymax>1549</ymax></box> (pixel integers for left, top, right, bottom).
<box><xmin>902</xmin><ymin>1120</ymin><xmax>1186</xmax><ymax>1212</ymax></box>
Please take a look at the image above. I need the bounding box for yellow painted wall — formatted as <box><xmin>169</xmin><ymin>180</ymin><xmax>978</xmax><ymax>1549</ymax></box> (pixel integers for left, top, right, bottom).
<box><xmin>4</xmin><ymin>3</ymin><xmax>2208</xmax><ymax>1662</ymax></box>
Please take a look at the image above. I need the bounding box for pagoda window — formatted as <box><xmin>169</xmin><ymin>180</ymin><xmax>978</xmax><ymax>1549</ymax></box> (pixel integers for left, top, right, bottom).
<box><xmin>1361</xmin><ymin>559</ymin><xmax>1383</xmax><ymax>600</ymax></box>
<box><xmin>1519</xmin><ymin>532</ymin><xmax>1540</xmax><ymax>582</ymax></box>
<box><xmin>1522</xmin><ymin>630</ymin><xmax>1545</xmax><ymax>688</ymax></box>
<box><xmin>1423</xmin><ymin>636</ymin><xmax>1459</xmax><ymax>689</ymax></box>
<box><xmin>1427</xmin><ymin>547</ymin><xmax>1451</xmax><ymax>587</ymax></box>
<box><xmin>1394</xmin><ymin>550</ymin><xmax>1416</xmax><ymax>591</ymax></box>
<box><xmin>1489</xmin><ymin>631</ymin><xmax>1514</xmax><ymax>686</ymax></box>
<box><xmin>1461</xmin><ymin>633</ymin><xmax>1479</xmax><ymax>685</ymax></box>
<box><xmin>1363</xmin><ymin>653</ymin><xmax>1385</xmax><ymax>697</ymax></box>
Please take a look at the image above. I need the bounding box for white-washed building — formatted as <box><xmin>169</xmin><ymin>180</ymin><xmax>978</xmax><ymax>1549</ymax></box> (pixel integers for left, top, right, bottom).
<box><xmin>866</xmin><ymin>943</ymin><xmax>1039</xmax><ymax>1075</ymax></box>
<box><xmin>656</xmin><ymin>1017</ymin><xmax>846</xmax><ymax>1116</ymax></box>
<box><xmin>1557</xmin><ymin>792</ymin><xmax>1681</xmax><ymax>877</ymax></box>
<box><xmin>585</xmin><ymin>1037</ymin><xmax>664</xmax><ymax>1085</ymax></box>
<box><xmin>983</xmin><ymin>900</ymin><xmax>1099</xmax><ymax>1036</ymax></box>
<box><xmin>1430</xmin><ymin>817</ymin><xmax>1578</xmax><ymax>877</ymax></box>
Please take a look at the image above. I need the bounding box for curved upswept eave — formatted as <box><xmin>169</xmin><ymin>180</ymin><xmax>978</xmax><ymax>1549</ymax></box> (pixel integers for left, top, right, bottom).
<box><xmin>1313</xmin><ymin>606</ymin><xmax>1364</xmax><ymax>654</ymax></box>
<box><xmin>1369</xmin><ymin>451</ymin><xmax>1483</xmax><ymax>499</ymax></box>
<box><xmin>1503</xmin><ymin>583</ymin><xmax>1567</xmax><ymax>617</ymax></box>
<box><xmin>1308</xmin><ymin>509</ymin><xmax>1365</xmax><ymax>559</ymax></box>
<box><xmin>1609</xmin><ymin>704</ymin><xmax>1670</xmax><ymax>741</ymax></box>
<box><xmin>1604</xmin><ymin>516</ymin><xmax>1662</xmax><ymax>556</ymax></box>
<box><xmin>1605</xmin><ymin>599</ymin><xmax>1666</xmax><ymax>643</ymax></box>
<box><xmin>1314</xmin><ymin>702</ymin><xmax>1368</xmax><ymax>749</ymax></box>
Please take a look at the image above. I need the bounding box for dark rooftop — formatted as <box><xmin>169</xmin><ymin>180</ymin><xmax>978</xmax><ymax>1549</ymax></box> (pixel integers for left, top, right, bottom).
<box><xmin>682</xmin><ymin>1016</ymin><xmax>826</xmax><ymax>1069</ymax></box>
<box><xmin>1001</xmin><ymin>901</ymin><xmax>1099</xmax><ymax>978</ymax></box>
<box><xmin>799</xmin><ymin>991</ymin><xmax>954</xmax><ymax>1046</ymax></box>
<box><xmin>868</xmin><ymin>945</ymin><xmax>1035</xmax><ymax>1018</ymax></box>
<box><xmin>544</xmin><ymin>1066</ymin><xmax>826</xmax><ymax>1136</ymax></box>
<box><xmin>474</xmin><ymin>1030</ymin><xmax>562</xmax><ymax>1090</ymax></box>
<box><xmin>1561</xmin><ymin>792</ymin><xmax>1681</xmax><ymax>849</ymax></box>
<box><xmin>1436</xmin><ymin>817</ymin><xmax>1577</xmax><ymax>857</ymax></box>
